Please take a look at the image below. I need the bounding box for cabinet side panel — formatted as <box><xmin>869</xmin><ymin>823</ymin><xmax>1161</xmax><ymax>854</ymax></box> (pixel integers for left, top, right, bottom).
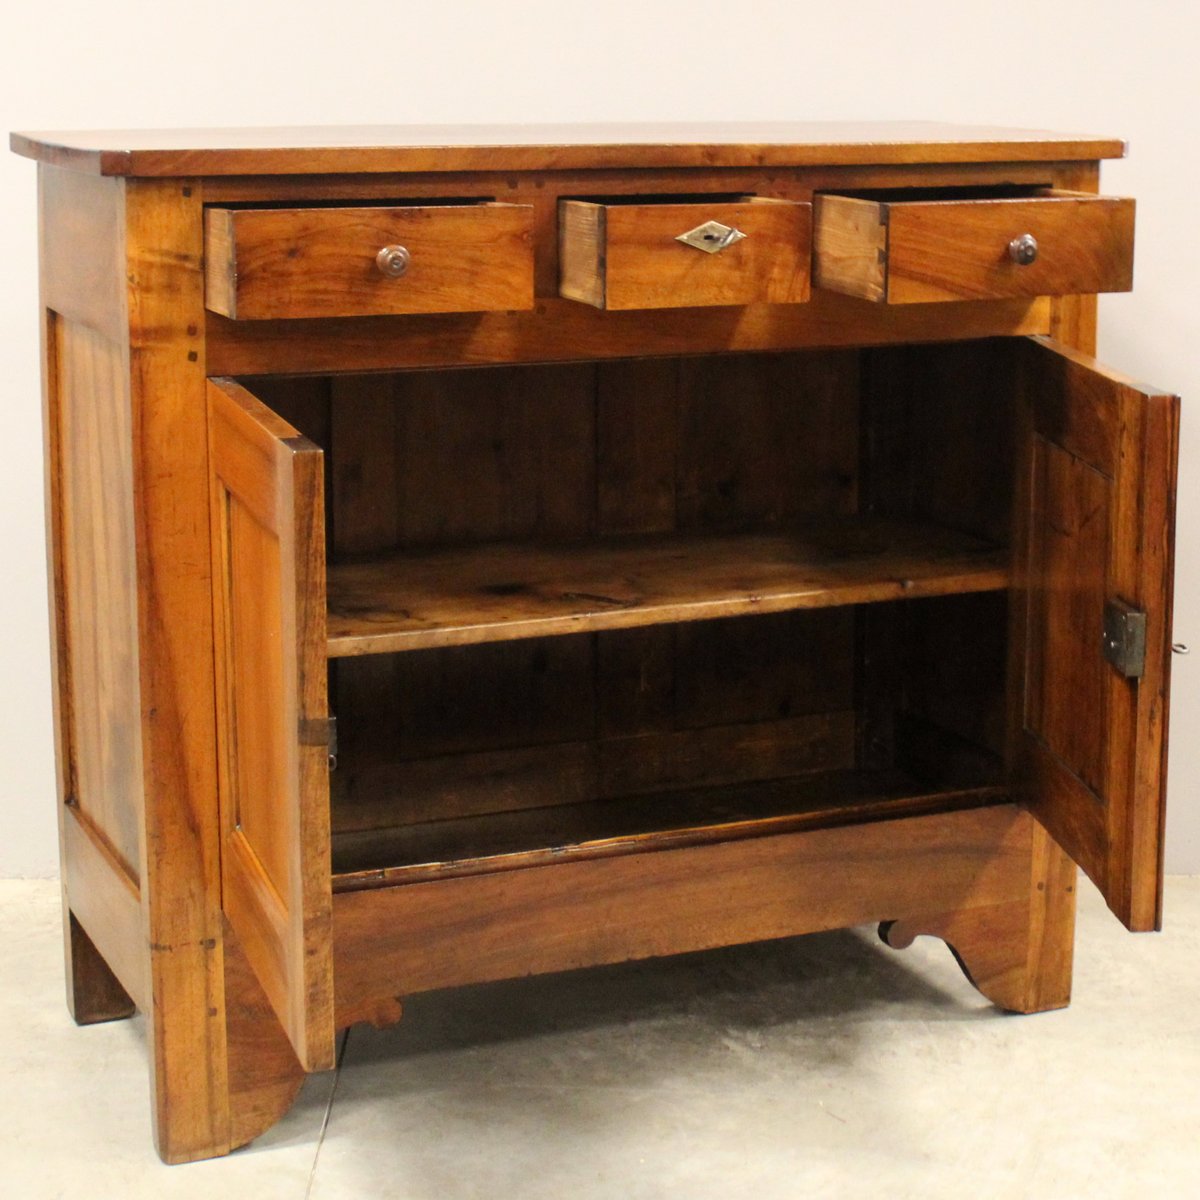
<box><xmin>40</xmin><ymin>166</ymin><xmax>127</xmax><ymax>342</ymax></box>
<box><xmin>52</xmin><ymin>315</ymin><xmax>144</xmax><ymax>879</ymax></box>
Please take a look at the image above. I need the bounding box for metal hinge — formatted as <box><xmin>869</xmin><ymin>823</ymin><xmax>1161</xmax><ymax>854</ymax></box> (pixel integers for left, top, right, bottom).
<box><xmin>1103</xmin><ymin>599</ymin><xmax>1147</xmax><ymax>679</ymax></box>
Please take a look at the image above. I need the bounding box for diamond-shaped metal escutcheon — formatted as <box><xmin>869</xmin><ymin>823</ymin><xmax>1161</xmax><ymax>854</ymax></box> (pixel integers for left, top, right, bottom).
<box><xmin>675</xmin><ymin>220</ymin><xmax>748</xmax><ymax>254</ymax></box>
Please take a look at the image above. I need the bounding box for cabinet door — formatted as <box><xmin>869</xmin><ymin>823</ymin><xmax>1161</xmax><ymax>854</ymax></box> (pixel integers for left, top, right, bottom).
<box><xmin>207</xmin><ymin>378</ymin><xmax>334</xmax><ymax>1070</ymax></box>
<box><xmin>1014</xmin><ymin>338</ymin><xmax>1179</xmax><ymax>931</ymax></box>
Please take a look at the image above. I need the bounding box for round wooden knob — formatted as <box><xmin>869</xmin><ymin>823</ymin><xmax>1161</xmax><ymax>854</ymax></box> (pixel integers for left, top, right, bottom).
<box><xmin>1007</xmin><ymin>233</ymin><xmax>1038</xmax><ymax>266</ymax></box>
<box><xmin>375</xmin><ymin>245</ymin><xmax>411</xmax><ymax>278</ymax></box>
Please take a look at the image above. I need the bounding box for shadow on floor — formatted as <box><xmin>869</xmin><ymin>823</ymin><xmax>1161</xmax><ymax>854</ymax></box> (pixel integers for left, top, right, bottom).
<box><xmin>342</xmin><ymin>923</ymin><xmax>996</xmax><ymax>1070</ymax></box>
<box><xmin>270</xmin><ymin>926</ymin><xmax>1017</xmax><ymax>1197</ymax></box>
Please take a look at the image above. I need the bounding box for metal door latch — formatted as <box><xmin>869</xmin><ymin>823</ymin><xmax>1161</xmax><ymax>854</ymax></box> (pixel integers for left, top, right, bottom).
<box><xmin>327</xmin><ymin>714</ymin><xmax>338</xmax><ymax>771</ymax></box>
<box><xmin>299</xmin><ymin>714</ymin><xmax>338</xmax><ymax>770</ymax></box>
<box><xmin>1103</xmin><ymin>599</ymin><xmax>1147</xmax><ymax>678</ymax></box>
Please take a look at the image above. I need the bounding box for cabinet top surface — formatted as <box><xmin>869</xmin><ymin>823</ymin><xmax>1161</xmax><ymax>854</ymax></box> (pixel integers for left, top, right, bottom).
<box><xmin>10</xmin><ymin>121</ymin><xmax>1125</xmax><ymax>177</ymax></box>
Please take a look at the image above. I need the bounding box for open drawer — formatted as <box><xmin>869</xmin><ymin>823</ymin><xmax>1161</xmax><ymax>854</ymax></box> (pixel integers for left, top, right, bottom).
<box><xmin>205</xmin><ymin>200</ymin><xmax>534</xmax><ymax>319</ymax></box>
<box><xmin>559</xmin><ymin>196</ymin><xmax>811</xmax><ymax>309</ymax></box>
<box><xmin>813</xmin><ymin>187</ymin><xmax>1134</xmax><ymax>303</ymax></box>
<box><xmin>205</xmin><ymin>337</ymin><xmax>1176</xmax><ymax>1070</ymax></box>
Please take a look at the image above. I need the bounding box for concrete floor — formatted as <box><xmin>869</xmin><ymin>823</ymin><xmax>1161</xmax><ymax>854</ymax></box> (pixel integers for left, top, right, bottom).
<box><xmin>2</xmin><ymin>877</ymin><xmax>1197</xmax><ymax>1198</ymax></box>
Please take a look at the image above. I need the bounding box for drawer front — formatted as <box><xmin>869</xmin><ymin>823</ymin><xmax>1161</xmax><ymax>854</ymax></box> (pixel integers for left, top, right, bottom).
<box><xmin>559</xmin><ymin>197</ymin><xmax>811</xmax><ymax>310</ymax></box>
<box><xmin>205</xmin><ymin>203</ymin><xmax>534</xmax><ymax>320</ymax></box>
<box><xmin>813</xmin><ymin>189</ymin><xmax>1134</xmax><ymax>304</ymax></box>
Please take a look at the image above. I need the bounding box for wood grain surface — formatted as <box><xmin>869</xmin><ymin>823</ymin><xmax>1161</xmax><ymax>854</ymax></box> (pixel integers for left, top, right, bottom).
<box><xmin>879</xmin><ymin>816</ymin><xmax>1076</xmax><ymax>1013</ymax></box>
<box><xmin>325</xmin><ymin>519</ymin><xmax>1008</xmax><ymax>656</ymax></box>
<box><xmin>206</xmin><ymin>203</ymin><xmax>534</xmax><ymax>319</ymax></box>
<box><xmin>22</xmin><ymin>123</ymin><xmax>1168</xmax><ymax>1164</ymax></box>
<box><xmin>1012</xmin><ymin>338</ymin><xmax>1178</xmax><ymax>931</ymax></box>
<box><xmin>331</xmin><ymin>802</ymin><xmax>1031</xmax><ymax>1022</ymax></box>
<box><xmin>332</xmin><ymin>768</ymin><xmax>1004</xmax><ymax>888</ymax></box>
<box><xmin>48</xmin><ymin>315</ymin><xmax>144</xmax><ymax>878</ymax></box>
<box><xmin>12</xmin><ymin>121</ymin><xmax>1125</xmax><ymax>176</ymax></box>
<box><xmin>208</xmin><ymin>378</ymin><xmax>334</xmax><ymax>1071</ymax></box>
<box><xmin>814</xmin><ymin>188</ymin><xmax>1134</xmax><ymax>302</ymax></box>
<box><xmin>559</xmin><ymin>197</ymin><xmax>810</xmax><ymax>309</ymax></box>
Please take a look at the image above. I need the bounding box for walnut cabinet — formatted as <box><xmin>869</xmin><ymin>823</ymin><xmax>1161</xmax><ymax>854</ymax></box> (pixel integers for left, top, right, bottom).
<box><xmin>11</xmin><ymin>123</ymin><xmax>1178</xmax><ymax>1161</ymax></box>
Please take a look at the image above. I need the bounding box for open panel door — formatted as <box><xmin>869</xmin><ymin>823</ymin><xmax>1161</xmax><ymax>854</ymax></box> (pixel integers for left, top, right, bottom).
<box><xmin>1013</xmin><ymin>337</ymin><xmax>1179</xmax><ymax>931</ymax></box>
<box><xmin>207</xmin><ymin>378</ymin><xmax>334</xmax><ymax>1070</ymax></box>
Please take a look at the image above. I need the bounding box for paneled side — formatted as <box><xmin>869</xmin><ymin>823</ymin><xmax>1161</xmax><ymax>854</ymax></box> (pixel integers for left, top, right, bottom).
<box><xmin>53</xmin><ymin>316</ymin><xmax>144</xmax><ymax>879</ymax></box>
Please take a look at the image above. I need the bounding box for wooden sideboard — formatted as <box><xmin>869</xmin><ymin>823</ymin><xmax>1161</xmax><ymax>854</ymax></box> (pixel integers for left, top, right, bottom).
<box><xmin>11</xmin><ymin>123</ymin><xmax>1178</xmax><ymax>1163</ymax></box>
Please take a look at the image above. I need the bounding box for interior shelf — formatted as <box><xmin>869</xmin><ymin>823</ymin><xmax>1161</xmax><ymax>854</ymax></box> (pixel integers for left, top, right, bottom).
<box><xmin>326</xmin><ymin>517</ymin><xmax>1008</xmax><ymax>656</ymax></box>
<box><xmin>331</xmin><ymin>768</ymin><xmax>1007</xmax><ymax>891</ymax></box>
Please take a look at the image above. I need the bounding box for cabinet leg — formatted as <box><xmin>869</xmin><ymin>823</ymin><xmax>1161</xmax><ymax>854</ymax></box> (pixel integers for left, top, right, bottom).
<box><xmin>879</xmin><ymin>817</ymin><xmax>1076</xmax><ymax>1013</ymax></box>
<box><xmin>65</xmin><ymin>911</ymin><xmax>135</xmax><ymax>1025</ymax></box>
<box><xmin>146</xmin><ymin>924</ymin><xmax>311</xmax><ymax>1163</ymax></box>
<box><xmin>223</xmin><ymin>920</ymin><xmax>309</xmax><ymax>1153</ymax></box>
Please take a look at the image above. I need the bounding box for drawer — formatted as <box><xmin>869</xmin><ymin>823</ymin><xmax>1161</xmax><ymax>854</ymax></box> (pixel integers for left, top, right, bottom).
<box><xmin>813</xmin><ymin>187</ymin><xmax>1134</xmax><ymax>303</ymax></box>
<box><xmin>559</xmin><ymin>196</ymin><xmax>811</xmax><ymax>309</ymax></box>
<box><xmin>205</xmin><ymin>201</ymin><xmax>534</xmax><ymax>320</ymax></box>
